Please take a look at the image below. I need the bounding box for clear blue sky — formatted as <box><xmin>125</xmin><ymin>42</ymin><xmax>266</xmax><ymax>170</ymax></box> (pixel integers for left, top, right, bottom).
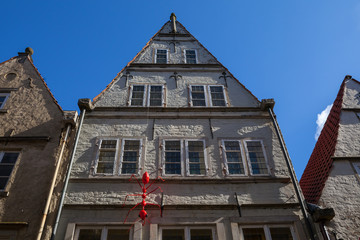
<box><xmin>1</xmin><ymin>1</ymin><xmax>360</xmax><ymax>177</ymax></box>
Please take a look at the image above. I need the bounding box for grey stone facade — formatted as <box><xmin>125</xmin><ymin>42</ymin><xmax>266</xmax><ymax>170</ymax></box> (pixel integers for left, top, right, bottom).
<box><xmin>0</xmin><ymin>51</ymin><xmax>77</xmax><ymax>240</ymax></box>
<box><xmin>56</xmin><ymin>16</ymin><xmax>311</xmax><ymax>240</ymax></box>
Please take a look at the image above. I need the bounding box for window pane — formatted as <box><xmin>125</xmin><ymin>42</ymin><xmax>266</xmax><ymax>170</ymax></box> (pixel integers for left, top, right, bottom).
<box><xmin>157</xmin><ymin>50</ymin><xmax>167</xmax><ymax>64</ymax></box>
<box><xmin>162</xmin><ymin>229</ymin><xmax>185</xmax><ymax>240</ymax></box>
<box><xmin>97</xmin><ymin>162</ymin><xmax>114</xmax><ymax>174</ymax></box>
<box><xmin>186</xmin><ymin>50</ymin><xmax>197</xmax><ymax>64</ymax></box>
<box><xmin>0</xmin><ymin>96</ymin><xmax>6</xmax><ymax>108</ymax></box>
<box><xmin>150</xmin><ymin>86</ymin><xmax>163</xmax><ymax>106</ymax></box>
<box><xmin>165</xmin><ymin>141</ymin><xmax>181</xmax><ymax>175</ymax></box>
<box><xmin>224</xmin><ymin>141</ymin><xmax>244</xmax><ymax>175</ymax></box>
<box><xmin>131</xmin><ymin>85</ymin><xmax>145</xmax><ymax>106</ymax></box>
<box><xmin>190</xmin><ymin>229</ymin><xmax>213</xmax><ymax>240</ymax></box>
<box><xmin>270</xmin><ymin>227</ymin><xmax>293</xmax><ymax>240</ymax></box>
<box><xmin>0</xmin><ymin>177</ymin><xmax>9</xmax><ymax>190</ymax></box>
<box><xmin>107</xmin><ymin>229</ymin><xmax>129</xmax><ymax>240</ymax></box>
<box><xmin>188</xmin><ymin>141</ymin><xmax>205</xmax><ymax>175</ymax></box>
<box><xmin>122</xmin><ymin>140</ymin><xmax>140</xmax><ymax>174</ymax></box>
<box><xmin>242</xmin><ymin>228</ymin><xmax>266</xmax><ymax>240</ymax></box>
<box><xmin>78</xmin><ymin>229</ymin><xmax>102</xmax><ymax>240</ymax></box>
<box><xmin>209</xmin><ymin>86</ymin><xmax>225</xmax><ymax>106</ymax></box>
<box><xmin>1</xmin><ymin>153</ymin><xmax>19</xmax><ymax>163</ymax></box>
<box><xmin>246</xmin><ymin>141</ymin><xmax>268</xmax><ymax>175</ymax></box>
<box><xmin>101</xmin><ymin>140</ymin><xmax>117</xmax><ymax>149</ymax></box>
<box><xmin>191</xmin><ymin>86</ymin><xmax>206</xmax><ymax>106</ymax></box>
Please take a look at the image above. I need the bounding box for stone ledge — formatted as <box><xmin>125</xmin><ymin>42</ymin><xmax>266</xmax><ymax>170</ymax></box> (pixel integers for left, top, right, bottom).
<box><xmin>69</xmin><ymin>177</ymin><xmax>291</xmax><ymax>184</ymax></box>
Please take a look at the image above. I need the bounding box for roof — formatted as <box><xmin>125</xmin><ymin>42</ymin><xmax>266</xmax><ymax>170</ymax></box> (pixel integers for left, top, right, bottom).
<box><xmin>93</xmin><ymin>17</ymin><xmax>260</xmax><ymax>104</ymax></box>
<box><xmin>299</xmin><ymin>78</ymin><xmax>346</xmax><ymax>204</ymax></box>
<box><xmin>0</xmin><ymin>55</ymin><xmax>64</xmax><ymax>113</ymax></box>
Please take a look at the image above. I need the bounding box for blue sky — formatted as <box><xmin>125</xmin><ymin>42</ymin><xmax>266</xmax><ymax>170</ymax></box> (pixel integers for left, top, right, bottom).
<box><xmin>1</xmin><ymin>1</ymin><xmax>360</xmax><ymax>177</ymax></box>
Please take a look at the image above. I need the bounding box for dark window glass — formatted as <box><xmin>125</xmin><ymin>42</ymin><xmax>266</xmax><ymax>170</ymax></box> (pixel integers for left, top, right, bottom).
<box><xmin>149</xmin><ymin>86</ymin><xmax>163</xmax><ymax>106</ymax></box>
<box><xmin>0</xmin><ymin>152</ymin><xmax>19</xmax><ymax>190</ymax></box>
<box><xmin>246</xmin><ymin>141</ymin><xmax>268</xmax><ymax>175</ymax></box>
<box><xmin>191</xmin><ymin>86</ymin><xmax>206</xmax><ymax>106</ymax></box>
<box><xmin>187</xmin><ymin>141</ymin><xmax>205</xmax><ymax>175</ymax></box>
<box><xmin>157</xmin><ymin>50</ymin><xmax>167</xmax><ymax>64</ymax></box>
<box><xmin>162</xmin><ymin>229</ymin><xmax>185</xmax><ymax>240</ymax></box>
<box><xmin>190</xmin><ymin>229</ymin><xmax>213</xmax><ymax>240</ymax></box>
<box><xmin>131</xmin><ymin>85</ymin><xmax>145</xmax><ymax>106</ymax></box>
<box><xmin>121</xmin><ymin>140</ymin><xmax>140</xmax><ymax>174</ymax></box>
<box><xmin>224</xmin><ymin>141</ymin><xmax>244</xmax><ymax>174</ymax></box>
<box><xmin>78</xmin><ymin>229</ymin><xmax>102</xmax><ymax>240</ymax></box>
<box><xmin>97</xmin><ymin>140</ymin><xmax>117</xmax><ymax>174</ymax></box>
<box><xmin>242</xmin><ymin>228</ymin><xmax>266</xmax><ymax>240</ymax></box>
<box><xmin>186</xmin><ymin>50</ymin><xmax>197</xmax><ymax>64</ymax></box>
<box><xmin>209</xmin><ymin>86</ymin><xmax>226</xmax><ymax>106</ymax></box>
<box><xmin>107</xmin><ymin>229</ymin><xmax>130</xmax><ymax>240</ymax></box>
<box><xmin>269</xmin><ymin>227</ymin><xmax>293</xmax><ymax>240</ymax></box>
<box><xmin>165</xmin><ymin>141</ymin><xmax>181</xmax><ymax>175</ymax></box>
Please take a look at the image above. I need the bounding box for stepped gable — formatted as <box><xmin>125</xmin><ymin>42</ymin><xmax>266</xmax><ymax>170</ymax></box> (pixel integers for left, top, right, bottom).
<box><xmin>93</xmin><ymin>16</ymin><xmax>259</xmax><ymax>104</ymax></box>
<box><xmin>299</xmin><ymin>79</ymin><xmax>346</xmax><ymax>203</ymax></box>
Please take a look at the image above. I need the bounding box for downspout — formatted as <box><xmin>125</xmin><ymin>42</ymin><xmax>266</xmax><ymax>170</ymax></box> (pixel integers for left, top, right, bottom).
<box><xmin>36</xmin><ymin>124</ymin><xmax>72</xmax><ymax>240</ymax></box>
<box><xmin>50</xmin><ymin>108</ymin><xmax>86</xmax><ymax>240</ymax></box>
<box><xmin>266</xmin><ymin>102</ymin><xmax>317</xmax><ymax>240</ymax></box>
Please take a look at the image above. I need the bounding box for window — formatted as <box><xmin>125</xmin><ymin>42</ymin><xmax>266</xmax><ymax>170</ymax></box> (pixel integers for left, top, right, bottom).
<box><xmin>185</xmin><ymin>49</ymin><xmax>197</xmax><ymax>64</ymax></box>
<box><xmin>94</xmin><ymin>138</ymin><xmax>142</xmax><ymax>175</ymax></box>
<box><xmin>189</xmin><ymin>85</ymin><xmax>227</xmax><ymax>107</ymax></box>
<box><xmin>0</xmin><ymin>93</ymin><xmax>9</xmax><ymax>109</ymax></box>
<box><xmin>75</xmin><ymin>226</ymin><xmax>131</xmax><ymax>240</ymax></box>
<box><xmin>130</xmin><ymin>85</ymin><xmax>164</xmax><ymax>107</ymax></box>
<box><xmin>245</xmin><ymin>140</ymin><xmax>269</xmax><ymax>175</ymax></box>
<box><xmin>240</xmin><ymin>225</ymin><xmax>296</xmax><ymax>240</ymax></box>
<box><xmin>0</xmin><ymin>152</ymin><xmax>19</xmax><ymax>190</ymax></box>
<box><xmin>162</xmin><ymin>139</ymin><xmax>207</xmax><ymax>176</ymax></box>
<box><xmin>160</xmin><ymin>227</ymin><xmax>215</xmax><ymax>240</ymax></box>
<box><xmin>221</xmin><ymin>140</ymin><xmax>269</xmax><ymax>176</ymax></box>
<box><xmin>156</xmin><ymin>49</ymin><xmax>168</xmax><ymax>64</ymax></box>
<box><xmin>222</xmin><ymin>140</ymin><xmax>246</xmax><ymax>175</ymax></box>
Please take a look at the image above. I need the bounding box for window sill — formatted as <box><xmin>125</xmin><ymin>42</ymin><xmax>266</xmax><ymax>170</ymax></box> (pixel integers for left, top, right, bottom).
<box><xmin>0</xmin><ymin>191</ymin><xmax>9</xmax><ymax>197</ymax></box>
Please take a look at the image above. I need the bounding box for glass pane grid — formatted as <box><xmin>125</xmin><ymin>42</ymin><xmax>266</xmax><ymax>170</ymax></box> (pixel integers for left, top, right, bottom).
<box><xmin>157</xmin><ymin>50</ymin><xmax>167</xmax><ymax>64</ymax></box>
<box><xmin>191</xmin><ymin>86</ymin><xmax>206</xmax><ymax>106</ymax></box>
<box><xmin>246</xmin><ymin>141</ymin><xmax>268</xmax><ymax>175</ymax></box>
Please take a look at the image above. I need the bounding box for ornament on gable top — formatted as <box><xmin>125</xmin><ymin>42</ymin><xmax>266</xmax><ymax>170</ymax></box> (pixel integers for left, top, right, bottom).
<box><xmin>122</xmin><ymin>172</ymin><xmax>164</xmax><ymax>226</ymax></box>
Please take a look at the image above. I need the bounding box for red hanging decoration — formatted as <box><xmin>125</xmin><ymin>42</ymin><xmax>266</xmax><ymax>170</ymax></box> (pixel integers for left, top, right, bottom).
<box><xmin>122</xmin><ymin>172</ymin><xmax>164</xmax><ymax>226</ymax></box>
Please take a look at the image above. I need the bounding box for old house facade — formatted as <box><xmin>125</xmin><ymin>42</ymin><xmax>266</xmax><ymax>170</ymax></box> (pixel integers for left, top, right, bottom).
<box><xmin>0</xmin><ymin>50</ymin><xmax>77</xmax><ymax>240</ymax></box>
<box><xmin>55</xmin><ymin>14</ymin><xmax>313</xmax><ymax>240</ymax></box>
<box><xmin>300</xmin><ymin>75</ymin><xmax>360</xmax><ymax>240</ymax></box>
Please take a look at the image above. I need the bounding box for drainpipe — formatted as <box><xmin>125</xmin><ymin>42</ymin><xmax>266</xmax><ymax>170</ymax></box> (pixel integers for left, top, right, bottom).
<box><xmin>263</xmin><ymin>99</ymin><xmax>317</xmax><ymax>240</ymax></box>
<box><xmin>36</xmin><ymin>123</ymin><xmax>72</xmax><ymax>240</ymax></box>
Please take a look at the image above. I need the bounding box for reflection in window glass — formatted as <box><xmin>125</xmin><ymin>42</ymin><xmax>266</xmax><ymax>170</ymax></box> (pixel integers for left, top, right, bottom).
<box><xmin>223</xmin><ymin>141</ymin><xmax>244</xmax><ymax>175</ymax></box>
<box><xmin>162</xmin><ymin>229</ymin><xmax>185</xmax><ymax>240</ymax></box>
<box><xmin>187</xmin><ymin>141</ymin><xmax>205</xmax><ymax>175</ymax></box>
<box><xmin>242</xmin><ymin>228</ymin><xmax>266</xmax><ymax>240</ymax></box>
<box><xmin>121</xmin><ymin>140</ymin><xmax>140</xmax><ymax>174</ymax></box>
<box><xmin>191</xmin><ymin>86</ymin><xmax>206</xmax><ymax>106</ymax></box>
<box><xmin>78</xmin><ymin>229</ymin><xmax>102</xmax><ymax>240</ymax></box>
<box><xmin>190</xmin><ymin>229</ymin><xmax>213</xmax><ymax>240</ymax></box>
<box><xmin>107</xmin><ymin>229</ymin><xmax>130</xmax><ymax>240</ymax></box>
<box><xmin>209</xmin><ymin>86</ymin><xmax>226</xmax><ymax>106</ymax></box>
<box><xmin>269</xmin><ymin>227</ymin><xmax>293</xmax><ymax>240</ymax></box>
<box><xmin>165</xmin><ymin>141</ymin><xmax>182</xmax><ymax>175</ymax></box>
<box><xmin>245</xmin><ymin>141</ymin><xmax>268</xmax><ymax>175</ymax></box>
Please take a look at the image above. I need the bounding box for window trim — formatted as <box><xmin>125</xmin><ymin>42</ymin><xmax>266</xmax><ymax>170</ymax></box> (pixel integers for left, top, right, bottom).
<box><xmin>189</xmin><ymin>85</ymin><xmax>208</xmax><ymax>107</ymax></box>
<box><xmin>74</xmin><ymin>225</ymin><xmax>133</xmax><ymax>240</ymax></box>
<box><xmin>244</xmin><ymin>140</ymin><xmax>270</xmax><ymax>176</ymax></box>
<box><xmin>221</xmin><ymin>140</ymin><xmax>247</xmax><ymax>176</ymax></box>
<box><xmin>94</xmin><ymin>138</ymin><xmax>119</xmax><ymax>175</ymax></box>
<box><xmin>119</xmin><ymin>138</ymin><xmax>143</xmax><ymax>175</ymax></box>
<box><xmin>184</xmin><ymin>49</ymin><xmax>198</xmax><ymax>64</ymax></box>
<box><xmin>129</xmin><ymin>85</ymin><xmax>165</xmax><ymax>107</ymax></box>
<box><xmin>207</xmin><ymin>85</ymin><xmax>228</xmax><ymax>107</ymax></box>
<box><xmin>129</xmin><ymin>85</ymin><xmax>146</xmax><ymax>107</ymax></box>
<box><xmin>185</xmin><ymin>139</ymin><xmax>208</xmax><ymax>176</ymax></box>
<box><xmin>239</xmin><ymin>224</ymin><xmax>297</xmax><ymax>240</ymax></box>
<box><xmin>162</xmin><ymin>139</ymin><xmax>208</xmax><ymax>177</ymax></box>
<box><xmin>0</xmin><ymin>151</ymin><xmax>20</xmax><ymax>191</ymax></box>
<box><xmin>159</xmin><ymin>226</ymin><xmax>216</xmax><ymax>240</ymax></box>
<box><xmin>0</xmin><ymin>93</ymin><xmax>10</xmax><ymax>109</ymax></box>
<box><xmin>155</xmin><ymin>49</ymin><xmax>169</xmax><ymax>64</ymax></box>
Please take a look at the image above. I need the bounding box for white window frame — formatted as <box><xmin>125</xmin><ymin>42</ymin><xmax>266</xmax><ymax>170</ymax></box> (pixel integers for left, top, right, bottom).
<box><xmin>239</xmin><ymin>224</ymin><xmax>297</xmax><ymax>240</ymax></box>
<box><xmin>185</xmin><ymin>139</ymin><xmax>207</xmax><ymax>176</ymax></box>
<box><xmin>0</xmin><ymin>93</ymin><xmax>10</xmax><ymax>109</ymax></box>
<box><xmin>189</xmin><ymin>85</ymin><xmax>208</xmax><ymax>107</ymax></box>
<box><xmin>0</xmin><ymin>151</ymin><xmax>20</xmax><ymax>190</ymax></box>
<box><xmin>155</xmin><ymin>49</ymin><xmax>168</xmax><ymax>64</ymax></box>
<box><xmin>162</xmin><ymin>139</ymin><xmax>184</xmax><ymax>176</ymax></box>
<box><xmin>129</xmin><ymin>85</ymin><xmax>165</xmax><ymax>107</ymax></box>
<box><xmin>244</xmin><ymin>140</ymin><xmax>270</xmax><ymax>176</ymax></box>
<box><xmin>119</xmin><ymin>138</ymin><xmax>143</xmax><ymax>175</ymax></box>
<box><xmin>94</xmin><ymin>139</ymin><xmax>119</xmax><ymax>175</ymax></box>
<box><xmin>159</xmin><ymin>226</ymin><xmax>216</xmax><ymax>240</ymax></box>
<box><xmin>207</xmin><ymin>85</ymin><xmax>228</xmax><ymax>107</ymax></box>
<box><xmin>352</xmin><ymin>162</ymin><xmax>360</xmax><ymax>176</ymax></box>
<box><xmin>221</xmin><ymin>140</ymin><xmax>247</xmax><ymax>176</ymax></box>
<box><xmin>74</xmin><ymin>225</ymin><xmax>133</xmax><ymax>240</ymax></box>
<box><xmin>147</xmin><ymin>85</ymin><xmax>165</xmax><ymax>107</ymax></box>
<box><xmin>162</xmin><ymin>139</ymin><xmax>208</xmax><ymax>177</ymax></box>
<box><xmin>184</xmin><ymin>49</ymin><xmax>198</xmax><ymax>64</ymax></box>
<box><xmin>129</xmin><ymin>85</ymin><xmax>146</xmax><ymax>107</ymax></box>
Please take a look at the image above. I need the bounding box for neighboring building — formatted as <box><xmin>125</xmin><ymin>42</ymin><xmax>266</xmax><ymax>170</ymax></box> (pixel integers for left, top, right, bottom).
<box><xmin>0</xmin><ymin>49</ymin><xmax>77</xmax><ymax>240</ymax></box>
<box><xmin>300</xmin><ymin>75</ymin><xmax>360</xmax><ymax>239</ymax></box>
<box><xmin>55</xmin><ymin>14</ymin><xmax>313</xmax><ymax>240</ymax></box>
